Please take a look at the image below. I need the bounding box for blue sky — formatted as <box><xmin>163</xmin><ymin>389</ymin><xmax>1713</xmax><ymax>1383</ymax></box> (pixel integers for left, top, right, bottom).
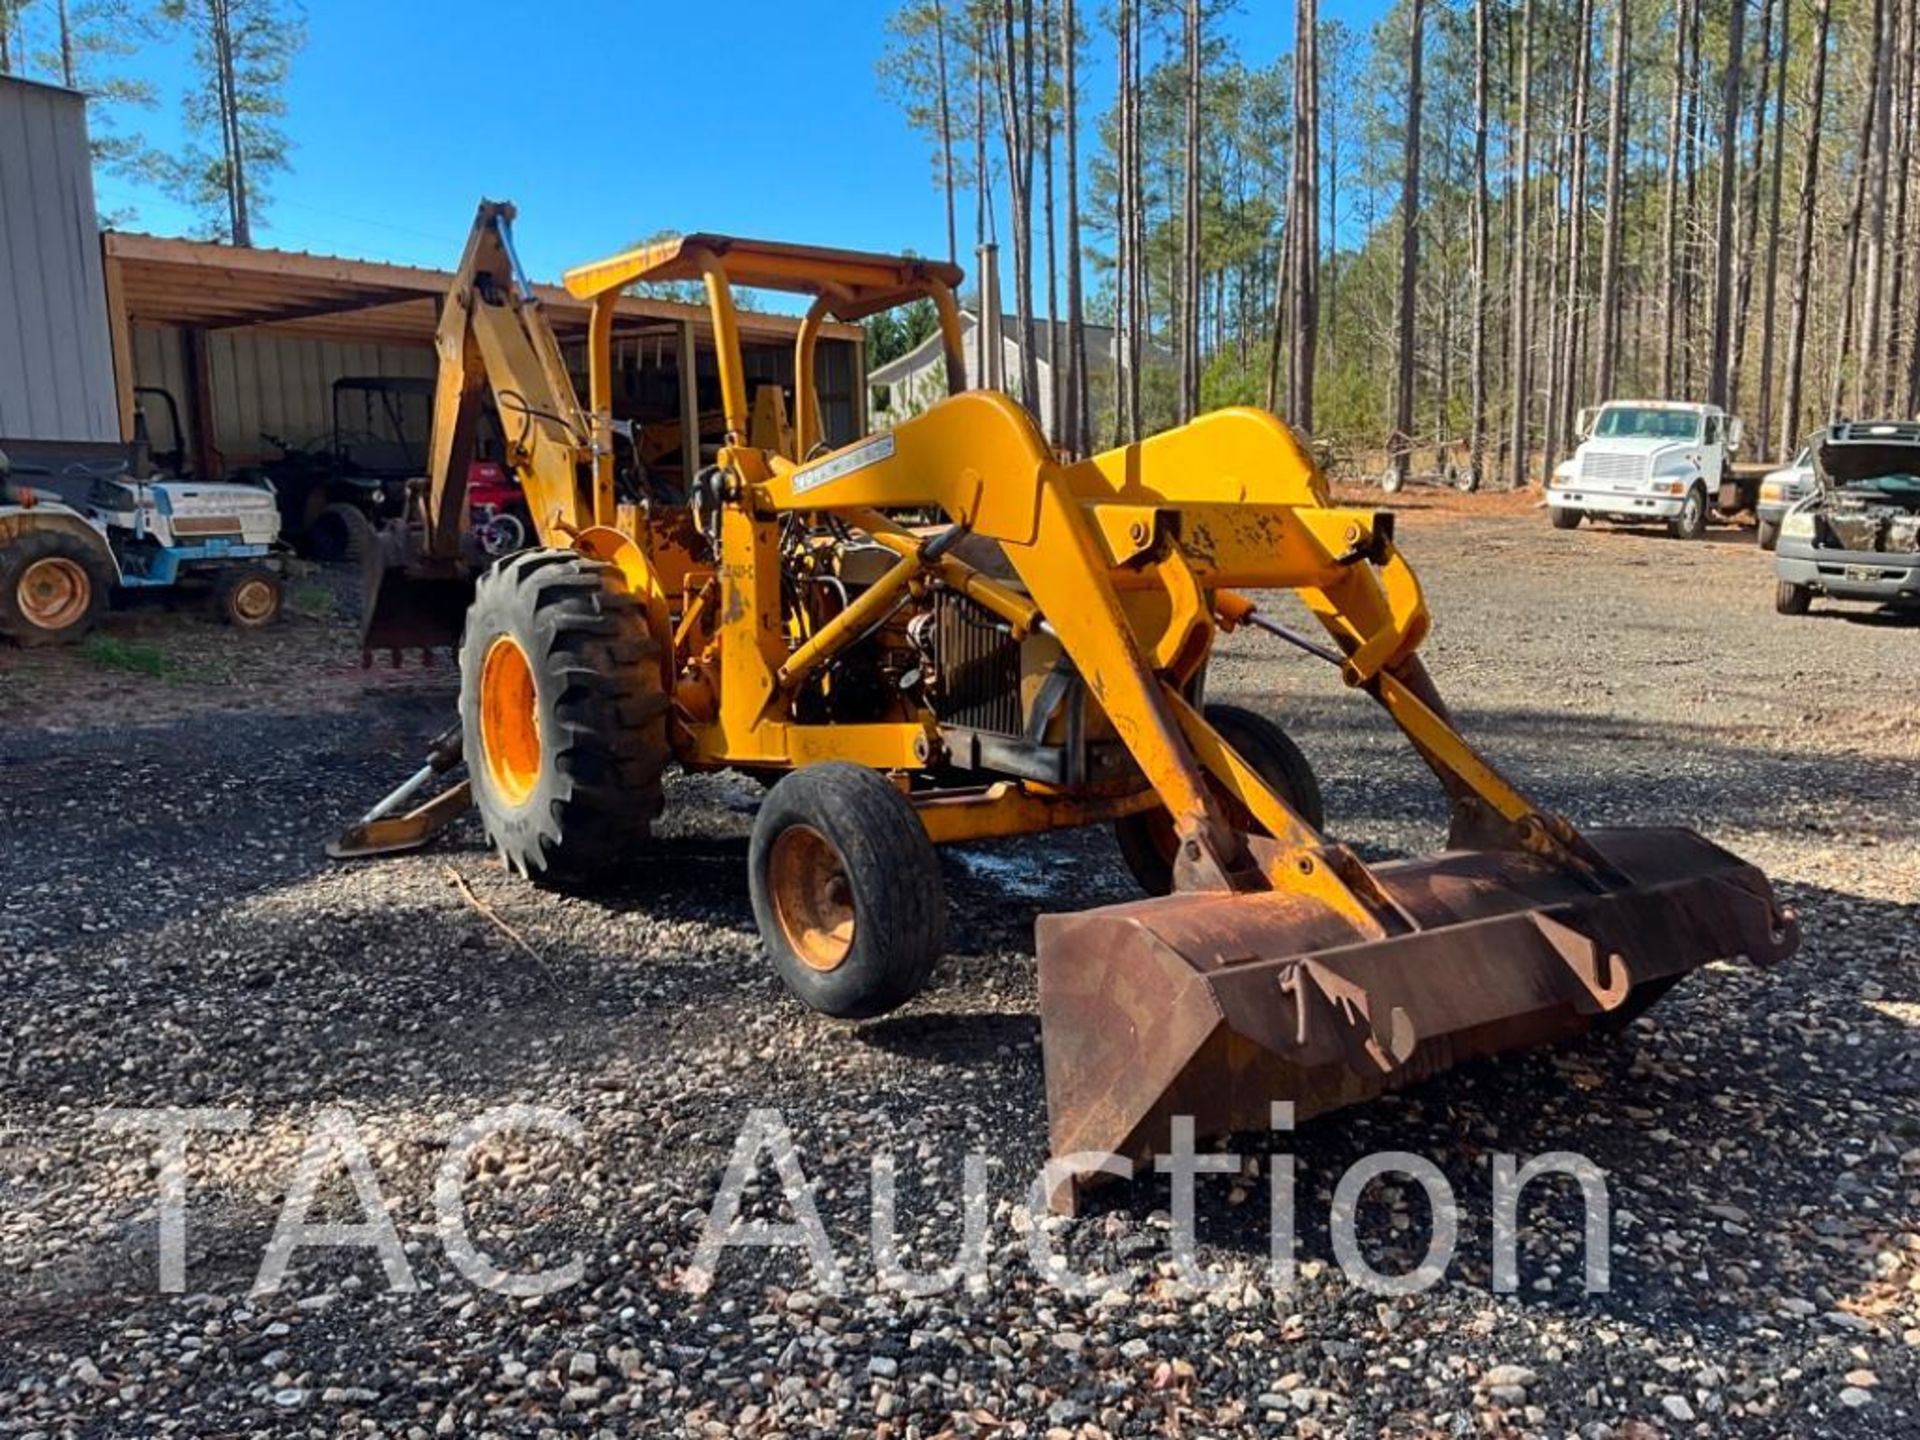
<box><xmin>91</xmin><ymin>0</ymin><xmax>1387</xmax><ymax>294</ymax></box>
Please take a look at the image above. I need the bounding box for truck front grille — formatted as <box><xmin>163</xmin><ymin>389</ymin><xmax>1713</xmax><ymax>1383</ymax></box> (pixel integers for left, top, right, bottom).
<box><xmin>1579</xmin><ymin>453</ymin><xmax>1650</xmax><ymax>487</ymax></box>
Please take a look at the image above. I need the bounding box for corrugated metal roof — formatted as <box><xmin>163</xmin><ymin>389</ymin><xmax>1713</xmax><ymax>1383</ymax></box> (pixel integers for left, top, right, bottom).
<box><xmin>0</xmin><ymin>75</ymin><xmax>120</xmax><ymax>444</ymax></box>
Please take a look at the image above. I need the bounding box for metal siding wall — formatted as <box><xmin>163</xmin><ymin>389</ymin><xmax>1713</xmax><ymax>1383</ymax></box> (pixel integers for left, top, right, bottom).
<box><xmin>130</xmin><ymin>325</ymin><xmax>193</xmax><ymax>455</ymax></box>
<box><xmin>207</xmin><ymin>332</ymin><xmax>434</xmax><ymax>465</ymax></box>
<box><xmin>125</xmin><ymin>324</ymin><xmax>434</xmax><ymax>469</ymax></box>
<box><xmin>0</xmin><ymin>78</ymin><xmax>119</xmax><ymax>444</ymax></box>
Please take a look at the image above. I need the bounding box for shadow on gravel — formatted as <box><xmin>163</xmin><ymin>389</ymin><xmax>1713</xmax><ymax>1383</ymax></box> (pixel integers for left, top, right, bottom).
<box><xmin>854</xmin><ymin>1010</ymin><xmax>1041</xmax><ymax>1060</ymax></box>
<box><xmin>1793</xmin><ymin>604</ymin><xmax>1920</xmax><ymax>629</ymax></box>
<box><xmin>1260</xmin><ymin>692</ymin><xmax>1920</xmax><ymax>851</ymax></box>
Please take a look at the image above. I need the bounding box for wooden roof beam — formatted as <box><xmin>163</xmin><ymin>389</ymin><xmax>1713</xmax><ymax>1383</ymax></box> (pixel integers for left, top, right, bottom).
<box><xmin>202</xmin><ymin>287</ymin><xmax>425</xmax><ymax>332</ymax></box>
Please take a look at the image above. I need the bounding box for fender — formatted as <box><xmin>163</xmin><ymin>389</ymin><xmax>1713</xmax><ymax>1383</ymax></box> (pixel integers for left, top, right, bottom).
<box><xmin>0</xmin><ymin>504</ymin><xmax>122</xmax><ymax>584</ymax></box>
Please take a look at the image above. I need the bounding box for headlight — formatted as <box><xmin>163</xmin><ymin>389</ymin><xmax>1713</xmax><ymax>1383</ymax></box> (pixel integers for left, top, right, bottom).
<box><xmin>1780</xmin><ymin>513</ymin><xmax>1816</xmax><ymax>540</ymax></box>
<box><xmin>1650</xmin><ymin>458</ymin><xmax>1698</xmax><ymax>480</ymax></box>
<box><xmin>1551</xmin><ymin>463</ymin><xmax>1575</xmax><ymax>486</ymax></box>
<box><xmin>1760</xmin><ymin>481</ymin><xmax>1784</xmax><ymax>503</ymax></box>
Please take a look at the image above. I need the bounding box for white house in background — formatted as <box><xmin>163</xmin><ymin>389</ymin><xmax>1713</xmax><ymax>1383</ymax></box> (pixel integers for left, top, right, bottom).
<box><xmin>868</xmin><ymin>310</ymin><xmax>1120</xmax><ymax>446</ymax></box>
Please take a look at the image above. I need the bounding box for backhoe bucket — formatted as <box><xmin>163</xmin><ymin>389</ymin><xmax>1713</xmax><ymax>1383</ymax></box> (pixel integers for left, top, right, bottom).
<box><xmin>357</xmin><ymin>530</ymin><xmax>471</xmax><ymax>664</ymax></box>
<box><xmin>1036</xmin><ymin>826</ymin><xmax>1796</xmax><ymax>1213</ymax></box>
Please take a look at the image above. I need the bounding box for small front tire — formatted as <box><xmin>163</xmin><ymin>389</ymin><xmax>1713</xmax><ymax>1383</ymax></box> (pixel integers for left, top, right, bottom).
<box><xmin>1774</xmin><ymin>580</ymin><xmax>1813</xmax><ymax>616</ymax></box>
<box><xmin>1755</xmin><ymin>517</ymin><xmax>1780</xmax><ymax>551</ymax></box>
<box><xmin>214</xmin><ymin>566</ymin><xmax>284</xmax><ymax>629</ymax></box>
<box><xmin>749</xmin><ymin>762</ymin><xmax>946</xmax><ymax>1020</ymax></box>
<box><xmin>1549</xmin><ymin>506</ymin><xmax>1583</xmax><ymax>530</ymax></box>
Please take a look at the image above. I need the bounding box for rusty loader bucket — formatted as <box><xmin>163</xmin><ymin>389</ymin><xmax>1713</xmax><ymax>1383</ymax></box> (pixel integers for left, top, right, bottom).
<box><xmin>1038</xmin><ymin>824</ymin><xmax>1798</xmax><ymax>1209</ymax></box>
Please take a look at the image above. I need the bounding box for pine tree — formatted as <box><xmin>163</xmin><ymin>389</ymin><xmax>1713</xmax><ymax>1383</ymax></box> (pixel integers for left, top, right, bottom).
<box><xmin>158</xmin><ymin>0</ymin><xmax>306</xmax><ymax>246</ymax></box>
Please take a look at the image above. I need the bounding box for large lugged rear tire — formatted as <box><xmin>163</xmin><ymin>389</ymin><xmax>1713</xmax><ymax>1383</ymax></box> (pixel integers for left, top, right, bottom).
<box><xmin>458</xmin><ymin>549</ymin><xmax>670</xmax><ymax>886</ymax></box>
<box><xmin>0</xmin><ymin>531</ymin><xmax>112</xmax><ymax>647</ymax></box>
<box><xmin>749</xmin><ymin>762</ymin><xmax>947</xmax><ymax>1020</ymax></box>
<box><xmin>1116</xmin><ymin>703</ymin><xmax>1326</xmax><ymax>897</ymax></box>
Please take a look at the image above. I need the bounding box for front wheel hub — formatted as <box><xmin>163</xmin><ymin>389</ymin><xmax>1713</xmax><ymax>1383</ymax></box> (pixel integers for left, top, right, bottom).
<box><xmin>768</xmin><ymin>824</ymin><xmax>856</xmax><ymax>972</ymax></box>
<box><xmin>230</xmin><ymin>577</ymin><xmax>278</xmax><ymax>624</ymax></box>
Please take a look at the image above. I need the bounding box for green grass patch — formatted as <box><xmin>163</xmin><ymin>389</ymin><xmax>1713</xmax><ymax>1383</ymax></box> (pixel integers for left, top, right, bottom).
<box><xmin>289</xmin><ymin>583</ymin><xmax>336</xmax><ymax>620</ymax></box>
<box><xmin>81</xmin><ymin>634</ymin><xmax>171</xmax><ymax>677</ymax></box>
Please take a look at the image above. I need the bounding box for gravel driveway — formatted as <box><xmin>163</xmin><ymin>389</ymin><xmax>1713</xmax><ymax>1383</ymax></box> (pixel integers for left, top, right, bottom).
<box><xmin>1</xmin><ymin>504</ymin><xmax>1914</xmax><ymax>1437</ymax></box>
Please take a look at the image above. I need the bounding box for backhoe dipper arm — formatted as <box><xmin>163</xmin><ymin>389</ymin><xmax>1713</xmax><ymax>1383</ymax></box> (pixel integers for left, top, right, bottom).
<box><xmin>419</xmin><ymin>202</ymin><xmax>598</xmax><ymax>559</ymax></box>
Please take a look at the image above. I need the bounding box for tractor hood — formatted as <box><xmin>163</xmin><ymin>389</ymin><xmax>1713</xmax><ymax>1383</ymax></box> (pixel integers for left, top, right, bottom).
<box><xmin>155</xmin><ymin>479</ymin><xmax>280</xmax><ymax>512</ymax></box>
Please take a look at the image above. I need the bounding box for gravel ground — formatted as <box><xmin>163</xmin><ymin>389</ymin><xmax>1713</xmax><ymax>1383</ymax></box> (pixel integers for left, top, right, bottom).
<box><xmin>1</xmin><ymin>503</ymin><xmax>1915</xmax><ymax>1438</ymax></box>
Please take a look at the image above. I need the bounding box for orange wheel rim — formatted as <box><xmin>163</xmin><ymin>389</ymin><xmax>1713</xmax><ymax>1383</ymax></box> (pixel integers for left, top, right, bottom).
<box><xmin>231</xmin><ymin>578</ymin><xmax>276</xmax><ymax>623</ymax></box>
<box><xmin>769</xmin><ymin>825</ymin><xmax>855</xmax><ymax>972</ymax></box>
<box><xmin>18</xmin><ymin>557</ymin><xmax>90</xmax><ymax>630</ymax></box>
<box><xmin>479</xmin><ymin>634</ymin><xmax>542</xmax><ymax>807</ymax></box>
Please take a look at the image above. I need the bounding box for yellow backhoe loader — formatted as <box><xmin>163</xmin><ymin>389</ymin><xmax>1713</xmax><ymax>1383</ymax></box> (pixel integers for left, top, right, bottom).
<box><xmin>338</xmin><ymin>201</ymin><xmax>1798</xmax><ymax>1212</ymax></box>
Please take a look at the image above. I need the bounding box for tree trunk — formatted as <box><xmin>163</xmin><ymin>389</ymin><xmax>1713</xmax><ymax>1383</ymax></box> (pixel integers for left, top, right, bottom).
<box><xmin>212</xmin><ymin>0</ymin><xmax>251</xmax><ymax>247</ymax></box>
<box><xmin>1470</xmin><ymin>0</ymin><xmax>1491</xmax><ymax>481</ymax></box>
<box><xmin>1757</xmin><ymin>0</ymin><xmax>1791</xmax><ymax>453</ymax></box>
<box><xmin>934</xmin><ymin>0</ymin><xmax>959</xmax><ymax>267</ymax></box>
<box><xmin>1291</xmin><ymin>0</ymin><xmax>1320</xmax><ymax>432</ymax></box>
<box><xmin>1181</xmin><ymin>0</ymin><xmax>1202</xmax><ymax>421</ymax></box>
<box><xmin>1859</xmin><ymin>0</ymin><xmax>1897</xmax><ymax>410</ymax></box>
<box><xmin>1061</xmin><ymin>0</ymin><xmax>1088</xmax><ymax>455</ymax></box>
<box><xmin>1883</xmin><ymin>0</ymin><xmax>1915</xmax><ymax>415</ymax></box>
<box><xmin>1680</xmin><ymin>0</ymin><xmax>1703</xmax><ymax>393</ymax></box>
<box><xmin>1594</xmin><ymin>0</ymin><xmax>1629</xmax><ymax>398</ymax></box>
<box><xmin>1020</xmin><ymin>0</ymin><xmax>1042</xmax><ymax>414</ymax></box>
<box><xmin>1323</xmin><ymin>40</ymin><xmax>1339</xmax><ymax>371</ymax></box>
<box><xmin>1706</xmin><ymin>0</ymin><xmax>1747</xmax><ymax>409</ymax></box>
<box><xmin>1560</xmin><ymin>0</ymin><xmax>1594</xmax><ymax>443</ymax></box>
<box><xmin>1127</xmin><ymin>3</ymin><xmax>1144</xmax><ymax>437</ymax></box>
<box><xmin>1828</xmin><ymin>0</ymin><xmax>1885</xmax><ymax>418</ymax></box>
<box><xmin>1781</xmin><ymin>0</ymin><xmax>1831</xmax><ymax>450</ymax></box>
<box><xmin>1042</xmin><ymin>2</ymin><xmax>1060</xmax><ymax>443</ymax></box>
<box><xmin>1508</xmin><ymin>0</ymin><xmax>1536</xmax><ymax>487</ymax></box>
<box><xmin>1660</xmin><ymin>0</ymin><xmax>1689</xmax><ymax>394</ymax></box>
<box><xmin>1543</xmin><ymin>108</ymin><xmax>1570</xmax><ymax>484</ymax></box>
<box><xmin>1114</xmin><ymin>0</ymin><xmax>1135</xmax><ymax>444</ymax></box>
<box><xmin>1393</xmin><ymin>0</ymin><xmax>1425</xmax><ymax>487</ymax></box>
<box><xmin>1728</xmin><ymin>0</ymin><xmax>1775</xmax><ymax>417</ymax></box>
<box><xmin>975</xmin><ymin>23</ymin><xmax>991</xmax><ymax>250</ymax></box>
<box><xmin>58</xmin><ymin>0</ymin><xmax>76</xmax><ymax>87</ymax></box>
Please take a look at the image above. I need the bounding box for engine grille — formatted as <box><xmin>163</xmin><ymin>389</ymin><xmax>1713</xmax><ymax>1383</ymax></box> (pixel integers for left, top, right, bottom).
<box><xmin>931</xmin><ymin>590</ymin><xmax>1022</xmax><ymax>736</ymax></box>
<box><xmin>1579</xmin><ymin>452</ymin><xmax>1650</xmax><ymax>487</ymax></box>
